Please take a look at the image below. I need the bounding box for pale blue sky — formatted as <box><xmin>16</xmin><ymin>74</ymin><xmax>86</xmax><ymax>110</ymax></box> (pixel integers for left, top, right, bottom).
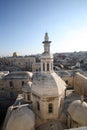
<box><xmin>0</xmin><ymin>0</ymin><xmax>87</xmax><ymax>56</ymax></box>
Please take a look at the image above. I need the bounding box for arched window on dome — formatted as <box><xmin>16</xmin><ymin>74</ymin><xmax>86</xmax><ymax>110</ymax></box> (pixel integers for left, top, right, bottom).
<box><xmin>47</xmin><ymin>63</ymin><xmax>49</xmax><ymax>71</ymax></box>
<box><xmin>37</xmin><ymin>101</ymin><xmax>40</xmax><ymax>111</ymax></box>
<box><xmin>48</xmin><ymin>103</ymin><xmax>53</xmax><ymax>113</ymax></box>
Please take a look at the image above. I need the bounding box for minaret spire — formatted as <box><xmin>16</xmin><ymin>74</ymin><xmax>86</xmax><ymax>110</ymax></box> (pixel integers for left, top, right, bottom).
<box><xmin>41</xmin><ymin>32</ymin><xmax>53</xmax><ymax>73</ymax></box>
<box><xmin>42</xmin><ymin>32</ymin><xmax>51</xmax><ymax>53</ymax></box>
<box><xmin>44</xmin><ymin>32</ymin><xmax>49</xmax><ymax>41</ymax></box>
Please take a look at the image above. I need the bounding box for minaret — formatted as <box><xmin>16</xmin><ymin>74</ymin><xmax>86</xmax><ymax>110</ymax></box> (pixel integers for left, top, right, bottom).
<box><xmin>43</xmin><ymin>32</ymin><xmax>51</xmax><ymax>53</ymax></box>
<box><xmin>41</xmin><ymin>32</ymin><xmax>53</xmax><ymax>73</ymax></box>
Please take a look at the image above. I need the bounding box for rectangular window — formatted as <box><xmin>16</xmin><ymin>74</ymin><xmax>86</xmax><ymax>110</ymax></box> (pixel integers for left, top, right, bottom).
<box><xmin>22</xmin><ymin>81</ymin><xmax>24</xmax><ymax>86</ymax></box>
<box><xmin>27</xmin><ymin>94</ymin><xmax>30</xmax><ymax>100</ymax></box>
<box><xmin>43</xmin><ymin>63</ymin><xmax>45</xmax><ymax>71</ymax></box>
<box><xmin>51</xmin><ymin>63</ymin><xmax>53</xmax><ymax>70</ymax></box>
<box><xmin>37</xmin><ymin>101</ymin><xmax>40</xmax><ymax>111</ymax></box>
<box><xmin>47</xmin><ymin>63</ymin><xmax>49</xmax><ymax>71</ymax></box>
<box><xmin>48</xmin><ymin>103</ymin><xmax>53</xmax><ymax>113</ymax></box>
<box><xmin>9</xmin><ymin>81</ymin><xmax>13</xmax><ymax>88</ymax></box>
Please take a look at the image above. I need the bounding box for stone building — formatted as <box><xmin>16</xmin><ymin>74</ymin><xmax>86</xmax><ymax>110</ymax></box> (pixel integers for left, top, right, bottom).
<box><xmin>0</xmin><ymin>71</ymin><xmax>33</xmax><ymax>98</ymax></box>
<box><xmin>56</xmin><ymin>70</ymin><xmax>74</xmax><ymax>89</ymax></box>
<box><xmin>67</xmin><ymin>100</ymin><xmax>87</xmax><ymax>128</ymax></box>
<box><xmin>8</xmin><ymin>55</ymin><xmax>36</xmax><ymax>71</ymax></box>
<box><xmin>32</xmin><ymin>62</ymin><xmax>41</xmax><ymax>72</ymax></box>
<box><xmin>3</xmin><ymin>33</ymin><xmax>66</xmax><ymax>130</ymax></box>
<box><xmin>74</xmin><ymin>72</ymin><xmax>87</xmax><ymax>97</ymax></box>
<box><xmin>22</xmin><ymin>81</ymin><xmax>32</xmax><ymax>103</ymax></box>
<box><xmin>31</xmin><ymin>32</ymin><xmax>66</xmax><ymax>127</ymax></box>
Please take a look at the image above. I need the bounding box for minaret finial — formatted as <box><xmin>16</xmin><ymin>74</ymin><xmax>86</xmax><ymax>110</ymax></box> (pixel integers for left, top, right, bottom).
<box><xmin>44</xmin><ymin>32</ymin><xmax>49</xmax><ymax>41</ymax></box>
<box><xmin>43</xmin><ymin>32</ymin><xmax>51</xmax><ymax>53</ymax></box>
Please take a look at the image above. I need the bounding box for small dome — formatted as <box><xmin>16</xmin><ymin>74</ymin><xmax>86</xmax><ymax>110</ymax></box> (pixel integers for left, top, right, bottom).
<box><xmin>13</xmin><ymin>52</ymin><xmax>19</xmax><ymax>57</ymax></box>
<box><xmin>68</xmin><ymin>100</ymin><xmax>87</xmax><ymax>126</ymax></box>
<box><xmin>3</xmin><ymin>71</ymin><xmax>33</xmax><ymax>80</ymax></box>
<box><xmin>5</xmin><ymin>107</ymin><xmax>35</xmax><ymax>130</ymax></box>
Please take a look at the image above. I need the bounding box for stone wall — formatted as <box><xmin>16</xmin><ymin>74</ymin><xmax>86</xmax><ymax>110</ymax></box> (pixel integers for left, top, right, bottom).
<box><xmin>32</xmin><ymin>93</ymin><xmax>63</xmax><ymax>127</ymax></box>
<box><xmin>74</xmin><ymin>73</ymin><xmax>87</xmax><ymax>97</ymax></box>
<box><xmin>0</xmin><ymin>78</ymin><xmax>30</xmax><ymax>98</ymax></box>
<box><xmin>62</xmin><ymin>77</ymin><xmax>74</xmax><ymax>89</ymax></box>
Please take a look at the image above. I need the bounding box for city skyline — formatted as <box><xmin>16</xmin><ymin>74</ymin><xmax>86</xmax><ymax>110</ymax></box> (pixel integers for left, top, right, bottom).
<box><xmin>0</xmin><ymin>0</ymin><xmax>87</xmax><ymax>56</ymax></box>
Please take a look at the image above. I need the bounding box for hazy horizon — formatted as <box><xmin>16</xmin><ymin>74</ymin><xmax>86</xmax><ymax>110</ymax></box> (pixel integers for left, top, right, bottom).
<box><xmin>1</xmin><ymin>50</ymin><xmax>87</xmax><ymax>58</ymax></box>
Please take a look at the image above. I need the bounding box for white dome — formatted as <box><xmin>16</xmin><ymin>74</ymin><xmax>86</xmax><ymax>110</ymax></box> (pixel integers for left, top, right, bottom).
<box><xmin>13</xmin><ymin>52</ymin><xmax>19</xmax><ymax>57</ymax></box>
<box><xmin>32</xmin><ymin>72</ymin><xmax>66</xmax><ymax>96</ymax></box>
<box><xmin>68</xmin><ymin>100</ymin><xmax>87</xmax><ymax>126</ymax></box>
<box><xmin>5</xmin><ymin>107</ymin><xmax>35</xmax><ymax>130</ymax></box>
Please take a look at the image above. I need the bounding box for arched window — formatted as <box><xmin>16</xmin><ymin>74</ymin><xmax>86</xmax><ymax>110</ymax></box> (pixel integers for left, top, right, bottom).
<box><xmin>47</xmin><ymin>63</ymin><xmax>49</xmax><ymax>71</ymax></box>
<box><xmin>48</xmin><ymin>103</ymin><xmax>53</xmax><ymax>113</ymax></box>
<box><xmin>43</xmin><ymin>63</ymin><xmax>45</xmax><ymax>71</ymax></box>
<box><xmin>37</xmin><ymin>101</ymin><xmax>40</xmax><ymax>111</ymax></box>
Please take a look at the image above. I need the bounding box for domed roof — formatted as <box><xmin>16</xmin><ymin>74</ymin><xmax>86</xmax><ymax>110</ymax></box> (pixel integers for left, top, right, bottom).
<box><xmin>3</xmin><ymin>71</ymin><xmax>33</xmax><ymax>80</ymax></box>
<box><xmin>13</xmin><ymin>52</ymin><xmax>19</xmax><ymax>57</ymax></box>
<box><xmin>5</xmin><ymin>106</ymin><xmax>35</xmax><ymax>130</ymax></box>
<box><xmin>32</xmin><ymin>72</ymin><xmax>66</xmax><ymax>96</ymax></box>
<box><xmin>68</xmin><ymin>100</ymin><xmax>87</xmax><ymax>125</ymax></box>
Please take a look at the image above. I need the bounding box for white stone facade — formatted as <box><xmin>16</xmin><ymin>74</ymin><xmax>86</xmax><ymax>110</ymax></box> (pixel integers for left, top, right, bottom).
<box><xmin>74</xmin><ymin>72</ymin><xmax>87</xmax><ymax>97</ymax></box>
